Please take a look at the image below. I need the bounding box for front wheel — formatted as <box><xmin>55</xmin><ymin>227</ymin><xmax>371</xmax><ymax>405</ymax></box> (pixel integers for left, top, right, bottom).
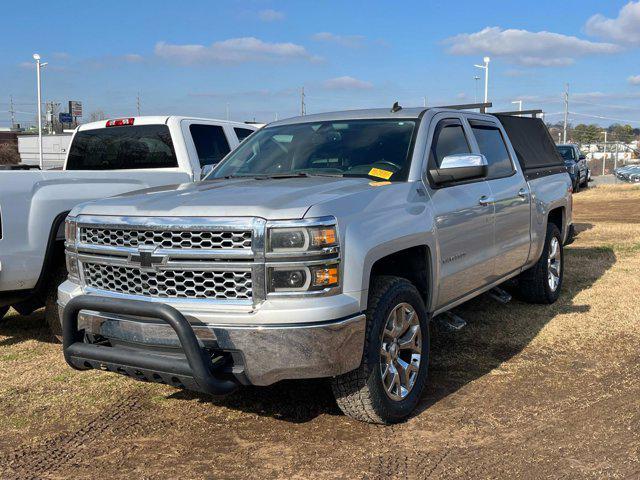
<box><xmin>331</xmin><ymin>276</ymin><xmax>430</xmax><ymax>424</ymax></box>
<box><xmin>516</xmin><ymin>223</ymin><xmax>563</xmax><ymax>304</ymax></box>
<box><xmin>44</xmin><ymin>264</ymin><xmax>67</xmax><ymax>340</ymax></box>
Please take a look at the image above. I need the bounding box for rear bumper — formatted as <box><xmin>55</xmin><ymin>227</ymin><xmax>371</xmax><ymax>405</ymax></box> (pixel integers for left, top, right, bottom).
<box><xmin>60</xmin><ymin>295</ymin><xmax>366</xmax><ymax>387</ymax></box>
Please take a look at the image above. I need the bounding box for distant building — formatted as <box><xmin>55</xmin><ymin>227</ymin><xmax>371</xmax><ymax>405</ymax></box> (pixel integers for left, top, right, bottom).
<box><xmin>18</xmin><ymin>134</ymin><xmax>72</xmax><ymax>169</ymax></box>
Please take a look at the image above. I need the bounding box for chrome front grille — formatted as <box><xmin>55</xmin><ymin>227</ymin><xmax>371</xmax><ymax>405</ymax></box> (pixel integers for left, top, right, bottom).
<box><xmin>73</xmin><ymin>216</ymin><xmax>266</xmax><ymax>305</ymax></box>
<box><xmin>80</xmin><ymin>227</ymin><xmax>252</xmax><ymax>250</ymax></box>
<box><xmin>83</xmin><ymin>263</ymin><xmax>252</xmax><ymax>300</ymax></box>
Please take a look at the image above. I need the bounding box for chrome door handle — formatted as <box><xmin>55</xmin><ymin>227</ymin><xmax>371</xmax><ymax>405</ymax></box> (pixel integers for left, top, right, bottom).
<box><xmin>479</xmin><ymin>195</ymin><xmax>494</xmax><ymax>206</ymax></box>
<box><xmin>518</xmin><ymin>188</ymin><xmax>528</xmax><ymax>199</ymax></box>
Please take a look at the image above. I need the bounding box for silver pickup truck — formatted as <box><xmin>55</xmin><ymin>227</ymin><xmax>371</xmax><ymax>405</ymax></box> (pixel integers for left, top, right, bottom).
<box><xmin>58</xmin><ymin>105</ymin><xmax>572</xmax><ymax>424</ymax></box>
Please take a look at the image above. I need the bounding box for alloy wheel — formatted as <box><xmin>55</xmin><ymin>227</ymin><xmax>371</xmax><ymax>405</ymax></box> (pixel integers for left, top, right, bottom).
<box><xmin>379</xmin><ymin>303</ymin><xmax>422</xmax><ymax>401</ymax></box>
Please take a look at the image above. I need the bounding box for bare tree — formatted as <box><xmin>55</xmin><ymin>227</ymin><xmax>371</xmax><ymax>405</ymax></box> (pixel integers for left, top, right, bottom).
<box><xmin>0</xmin><ymin>143</ymin><xmax>20</xmax><ymax>165</ymax></box>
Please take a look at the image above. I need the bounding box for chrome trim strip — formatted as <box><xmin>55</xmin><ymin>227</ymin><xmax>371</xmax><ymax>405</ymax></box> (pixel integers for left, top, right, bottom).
<box><xmin>76</xmin><ymin>243</ymin><xmax>256</xmax><ymax>259</ymax></box>
<box><xmin>76</xmin><ymin>215</ymin><xmax>260</xmax><ymax>231</ymax></box>
<box><xmin>81</xmin><ymin>287</ymin><xmax>254</xmax><ymax>308</ymax></box>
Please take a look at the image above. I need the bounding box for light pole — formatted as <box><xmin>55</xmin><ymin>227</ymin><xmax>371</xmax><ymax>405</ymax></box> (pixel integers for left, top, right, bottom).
<box><xmin>474</xmin><ymin>56</ymin><xmax>490</xmax><ymax>104</ymax></box>
<box><xmin>511</xmin><ymin>100</ymin><xmax>523</xmax><ymax>114</ymax></box>
<box><xmin>601</xmin><ymin>131</ymin><xmax>607</xmax><ymax>176</ymax></box>
<box><xmin>33</xmin><ymin>53</ymin><xmax>48</xmax><ymax>170</ymax></box>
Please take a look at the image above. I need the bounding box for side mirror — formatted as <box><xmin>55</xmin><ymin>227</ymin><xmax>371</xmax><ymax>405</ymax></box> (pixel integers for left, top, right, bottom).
<box><xmin>430</xmin><ymin>154</ymin><xmax>488</xmax><ymax>185</ymax></box>
<box><xmin>200</xmin><ymin>164</ymin><xmax>215</xmax><ymax>179</ymax></box>
<box><xmin>579</xmin><ymin>154</ymin><xmax>586</xmax><ymax>160</ymax></box>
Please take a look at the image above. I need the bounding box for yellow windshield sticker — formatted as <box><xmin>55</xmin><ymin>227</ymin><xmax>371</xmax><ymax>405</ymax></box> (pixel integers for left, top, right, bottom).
<box><xmin>368</xmin><ymin>168</ymin><xmax>393</xmax><ymax>180</ymax></box>
<box><xmin>369</xmin><ymin>181</ymin><xmax>392</xmax><ymax>187</ymax></box>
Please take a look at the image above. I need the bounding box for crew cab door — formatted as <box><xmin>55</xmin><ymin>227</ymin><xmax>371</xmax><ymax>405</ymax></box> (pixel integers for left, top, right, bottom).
<box><xmin>466</xmin><ymin>116</ymin><xmax>531</xmax><ymax>279</ymax></box>
<box><xmin>424</xmin><ymin>114</ymin><xmax>496</xmax><ymax>309</ymax></box>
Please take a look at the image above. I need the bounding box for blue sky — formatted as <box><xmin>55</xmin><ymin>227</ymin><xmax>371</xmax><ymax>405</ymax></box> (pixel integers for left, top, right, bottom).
<box><xmin>2</xmin><ymin>0</ymin><xmax>640</xmax><ymax>126</ymax></box>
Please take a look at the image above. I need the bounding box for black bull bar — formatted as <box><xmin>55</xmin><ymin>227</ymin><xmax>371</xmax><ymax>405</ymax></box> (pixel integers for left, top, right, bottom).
<box><xmin>62</xmin><ymin>295</ymin><xmax>239</xmax><ymax>395</ymax></box>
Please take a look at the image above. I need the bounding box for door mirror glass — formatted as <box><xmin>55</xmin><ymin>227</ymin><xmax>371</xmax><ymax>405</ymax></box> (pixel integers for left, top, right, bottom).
<box><xmin>579</xmin><ymin>154</ymin><xmax>586</xmax><ymax>160</ymax></box>
<box><xmin>430</xmin><ymin>154</ymin><xmax>488</xmax><ymax>185</ymax></box>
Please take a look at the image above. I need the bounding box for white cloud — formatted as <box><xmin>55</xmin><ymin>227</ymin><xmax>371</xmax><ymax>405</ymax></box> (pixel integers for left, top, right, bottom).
<box><xmin>586</xmin><ymin>2</ymin><xmax>640</xmax><ymax>45</ymax></box>
<box><xmin>444</xmin><ymin>27</ymin><xmax>620</xmax><ymax>67</ymax></box>
<box><xmin>258</xmin><ymin>9</ymin><xmax>285</xmax><ymax>22</ymax></box>
<box><xmin>323</xmin><ymin>76</ymin><xmax>373</xmax><ymax>90</ymax></box>
<box><xmin>154</xmin><ymin>38</ymin><xmax>319</xmax><ymax>64</ymax></box>
<box><xmin>122</xmin><ymin>54</ymin><xmax>143</xmax><ymax>63</ymax></box>
<box><xmin>313</xmin><ymin>32</ymin><xmax>365</xmax><ymax>48</ymax></box>
<box><xmin>629</xmin><ymin>75</ymin><xmax>640</xmax><ymax>85</ymax></box>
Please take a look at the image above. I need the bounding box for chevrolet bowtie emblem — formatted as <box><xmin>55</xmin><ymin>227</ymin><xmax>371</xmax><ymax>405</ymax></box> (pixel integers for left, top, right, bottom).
<box><xmin>130</xmin><ymin>247</ymin><xmax>165</xmax><ymax>268</ymax></box>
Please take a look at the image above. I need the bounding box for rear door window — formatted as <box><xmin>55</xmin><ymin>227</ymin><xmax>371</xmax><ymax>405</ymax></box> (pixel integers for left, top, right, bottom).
<box><xmin>66</xmin><ymin>124</ymin><xmax>178</xmax><ymax>170</ymax></box>
<box><xmin>234</xmin><ymin>127</ymin><xmax>255</xmax><ymax>142</ymax></box>
<box><xmin>470</xmin><ymin>121</ymin><xmax>514</xmax><ymax>179</ymax></box>
<box><xmin>189</xmin><ymin>124</ymin><xmax>231</xmax><ymax>167</ymax></box>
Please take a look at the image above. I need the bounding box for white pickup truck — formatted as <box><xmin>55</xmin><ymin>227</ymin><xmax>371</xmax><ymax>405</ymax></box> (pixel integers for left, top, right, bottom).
<box><xmin>0</xmin><ymin>116</ymin><xmax>257</xmax><ymax>331</ymax></box>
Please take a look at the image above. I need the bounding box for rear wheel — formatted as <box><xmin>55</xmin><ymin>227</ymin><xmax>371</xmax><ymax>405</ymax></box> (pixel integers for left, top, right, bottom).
<box><xmin>573</xmin><ymin>177</ymin><xmax>580</xmax><ymax>193</ymax></box>
<box><xmin>516</xmin><ymin>223</ymin><xmax>563</xmax><ymax>304</ymax></box>
<box><xmin>331</xmin><ymin>276</ymin><xmax>429</xmax><ymax>424</ymax></box>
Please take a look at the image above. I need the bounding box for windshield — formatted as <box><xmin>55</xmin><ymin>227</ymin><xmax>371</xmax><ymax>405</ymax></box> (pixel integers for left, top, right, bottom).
<box><xmin>66</xmin><ymin>124</ymin><xmax>178</xmax><ymax>170</ymax></box>
<box><xmin>556</xmin><ymin>146</ymin><xmax>575</xmax><ymax>161</ymax></box>
<box><xmin>210</xmin><ymin>119</ymin><xmax>418</xmax><ymax>181</ymax></box>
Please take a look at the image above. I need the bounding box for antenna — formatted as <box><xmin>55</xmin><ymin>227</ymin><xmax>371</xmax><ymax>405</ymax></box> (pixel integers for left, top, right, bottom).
<box><xmin>391</xmin><ymin>101</ymin><xmax>402</xmax><ymax>113</ymax></box>
<box><xmin>300</xmin><ymin>86</ymin><xmax>306</xmax><ymax>116</ymax></box>
<box><xmin>136</xmin><ymin>92</ymin><xmax>141</xmax><ymax>116</ymax></box>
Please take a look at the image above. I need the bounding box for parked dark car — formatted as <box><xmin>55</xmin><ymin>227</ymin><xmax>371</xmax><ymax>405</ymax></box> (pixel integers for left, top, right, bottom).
<box><xmin>557</xmin><ymin>144</ymin><xmax>589</xmax><ymax>192</ymax></box>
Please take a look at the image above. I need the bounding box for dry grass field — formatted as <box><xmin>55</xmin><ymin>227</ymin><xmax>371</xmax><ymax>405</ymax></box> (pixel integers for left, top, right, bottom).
<box><xmin>1</xmin><ymin>184</ymin><xmax>639</xmax><ymax>479</ymax></box>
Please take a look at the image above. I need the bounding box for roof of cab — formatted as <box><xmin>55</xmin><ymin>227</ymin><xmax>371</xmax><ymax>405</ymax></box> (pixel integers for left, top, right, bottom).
<box><xmin>76</xmin><ymin>116</ymin><xmax>256</xmax><ymax>131</ymax></box>
<box><xmin>267</xmin><ymin>106</ymin><xmax>497</xmax><ymax>127</ymax></box>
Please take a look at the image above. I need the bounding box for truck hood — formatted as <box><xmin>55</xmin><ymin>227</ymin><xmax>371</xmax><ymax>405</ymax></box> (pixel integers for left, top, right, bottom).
<box><xmin>73</xmin><ymin>176</ymin><xmax>377</xmax><ymax>219</ymax></box>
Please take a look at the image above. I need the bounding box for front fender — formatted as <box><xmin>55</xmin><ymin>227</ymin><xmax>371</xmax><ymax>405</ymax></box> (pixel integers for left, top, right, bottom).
<box><xmin>305</xmin><ymin>182</ymin><xmax>437</xmax><ymax>311</ymax></box>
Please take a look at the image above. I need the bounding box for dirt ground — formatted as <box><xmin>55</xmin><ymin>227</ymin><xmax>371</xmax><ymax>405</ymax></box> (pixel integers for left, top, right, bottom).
<box><xmin>1</xmin><ymin>185</ymin><xmax>639</xmax><ymax>479</ymax></box>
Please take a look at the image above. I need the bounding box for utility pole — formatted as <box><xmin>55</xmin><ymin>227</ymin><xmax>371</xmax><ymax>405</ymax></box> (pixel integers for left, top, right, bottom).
<box><xmin>423</xmin><ymin>96</ymin><xmax>427</xmax><ymax>107</ymax></box>
<box><xmin>136</xmin><ymin>92</ymin><xmax>141</xmax><ymax>116</ymax></box>
<box><xmin>226</xmin><ymin>102</ymin><xmax>230</xmax><ymax>121</ymax></box>
<box><xmin>474</xmin><ymin>76</ymin><xmax>480</xmax><ymax>103</ymax></box>
<box><xmin>300</xmin><ymin>86</ymin><xmax>306</xmax><ymax>116</ymax></box>
<box><xmin>601</xmin><ymin>130</ymin><xmax>607</xmax><ymax>176</ymax></box>
<box><xmin>563</xmin><ymin>83</ymin><xmax>569</xmax><ymax>143</ymax></box>
<box><xmin>9</xmin><ymin>95</ymin><xmax>16</xmax><ymax>129</ymax></box>
<box><xmin>33</xmin><ymin>53</ymin><xmax>47</xmax><ymax>169</ymax></box>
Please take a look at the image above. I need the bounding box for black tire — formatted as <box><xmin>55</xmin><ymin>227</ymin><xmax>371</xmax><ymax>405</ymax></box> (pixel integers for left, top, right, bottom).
<box><xmin>0</xmin><ymin>306</ymin><xmax>9</xmax><ymax>322</ymax></box>
<box><xmin>44</xmin><ymin>264</ymin><xmax>67</xmax><ymax>340</ymax></box>
<box><xmin>516</xmin><ymin>223</ymin><xmax>563</xmax><ymax>304</ymax></box>
<box><xmin>331</xmin><ymin>276</ymin><xmax>430</xmax><ymax>424</ymax></box>
<box><xmin>573</xmin><ymin>177</ymin><xmax>580</xmax><ymax>193</ymax></box>
<box><xmin>580</xmin><ymin>175</ymin><xmax>588</xmax><ymax>188</ymax></box>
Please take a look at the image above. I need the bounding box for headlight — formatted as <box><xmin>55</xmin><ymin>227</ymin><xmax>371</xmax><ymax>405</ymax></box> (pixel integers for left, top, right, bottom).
<box><xmin>268</xmin><ymin>264</ymin><xmax>339</xmax><ymax>293</ymax></box>
<box><xmin>267</xmin><ymin>224</ymin><xmax>338</xmax><ymax>254</ymax></box>
<box><xmin>266</xmin><ymin>217</ymin><xmax>340</xmax><ymax>294</ymax></box>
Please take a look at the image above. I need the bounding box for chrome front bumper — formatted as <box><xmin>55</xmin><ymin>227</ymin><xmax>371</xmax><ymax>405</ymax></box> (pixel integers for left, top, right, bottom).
<box><xmin>59</xmin><ymin>305</ymin><xmax>366</xmax><ymax>386</ymax></box>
